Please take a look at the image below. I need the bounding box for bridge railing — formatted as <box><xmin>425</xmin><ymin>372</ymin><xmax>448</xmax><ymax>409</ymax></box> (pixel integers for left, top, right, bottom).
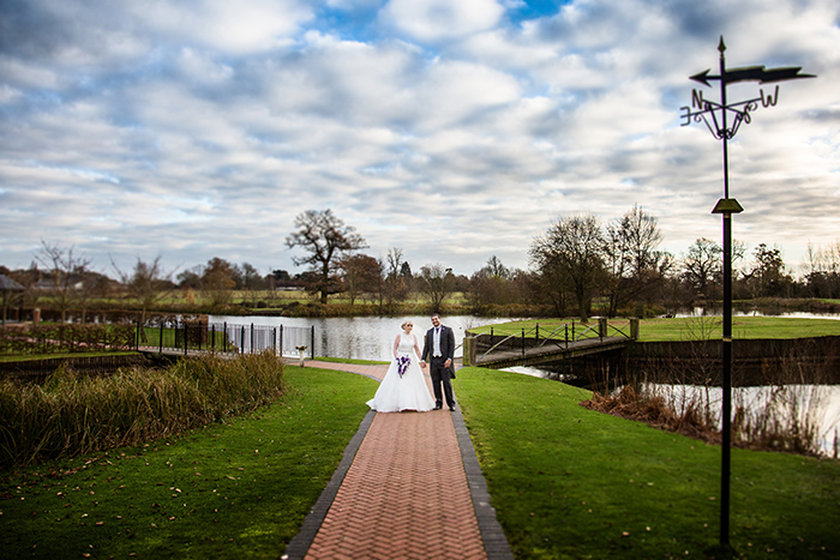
<box><xmin>464</xmin><ymin>318</ymin><xmax>638</xmax><ymax>366</ymax></box>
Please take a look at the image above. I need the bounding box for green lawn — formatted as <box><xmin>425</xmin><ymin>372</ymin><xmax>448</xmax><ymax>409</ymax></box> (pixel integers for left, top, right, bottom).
<box><xmin>0</xmin><ymin>366</ymin><xmax>376</xmax><ymax>559</ymax></box>
<box><xmin>639</xmin><ymin>316</ymin><xmax>840</xmax><ymax>341</ymax></box>
<box><xmin>469</xmin><ymin>316</ymin><xmax>840</xmax><ymax>342</ymax></box>
<box><xmin>312</xmin><ymin>357</ymin><xmax>389</xmax><ymax>366</ymax></box>
<box><xmin>456</xmin><ymin>367</ymin><xmax>840</xmax><ymax>559</ymax></box>
<box><xmin>3</xmin><ymin>363</ymin><xmax>838</xmax><ymax>559</ymax></box>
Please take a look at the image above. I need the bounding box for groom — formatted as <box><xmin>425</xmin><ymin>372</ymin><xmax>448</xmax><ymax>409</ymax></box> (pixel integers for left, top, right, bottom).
<box><xmin>420</xmin><ymin>313</ymin><xmax>456</xmax><ymax>411</ymax></box>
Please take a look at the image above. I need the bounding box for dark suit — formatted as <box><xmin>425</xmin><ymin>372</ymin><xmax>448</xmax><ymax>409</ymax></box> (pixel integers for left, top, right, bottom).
<box><xmin>422</xmin><ymin>324</ymin><xmax>456</xmax><ymax>409</ymax></box>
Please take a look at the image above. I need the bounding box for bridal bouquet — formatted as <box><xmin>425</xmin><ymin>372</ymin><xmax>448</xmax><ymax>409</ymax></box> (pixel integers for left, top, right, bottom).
<box><xmin>396</xmin><ymin>355</ymin><xmax>411</xmax><ymax>378</ymax></box>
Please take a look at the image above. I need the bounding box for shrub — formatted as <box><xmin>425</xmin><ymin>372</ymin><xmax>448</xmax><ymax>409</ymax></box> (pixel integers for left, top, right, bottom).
<box><xmin>0</xmin><ymin>352</ymin><xmax>284</xmax><ymax>468</ymax></box>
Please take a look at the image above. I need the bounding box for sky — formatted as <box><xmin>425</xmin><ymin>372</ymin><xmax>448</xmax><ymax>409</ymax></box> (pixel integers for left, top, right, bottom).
<box><xmin>1</xmin><ymin>0</ymin><xmax>839</xmax><ymax>280</ymax></box>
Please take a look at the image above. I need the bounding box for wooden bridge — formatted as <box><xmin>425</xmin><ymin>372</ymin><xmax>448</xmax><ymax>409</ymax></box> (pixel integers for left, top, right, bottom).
<box><xmin>463</xmin><ymin>318</ymin><xmax>638</xmax><ymax>369</ymax></box>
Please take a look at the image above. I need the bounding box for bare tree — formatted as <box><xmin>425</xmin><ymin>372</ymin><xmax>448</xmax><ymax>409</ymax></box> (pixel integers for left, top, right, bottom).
<box><xmin>467</xmin><ymin>256</ymin><xmax>516</xmax><ymax>309</ymax></box>
<box><xmin>418</xmin><ymin>263</ymin><xmax>454</xmax><ymax>312</ymax></box>
<box><xmin>384</xmin><ymin>247</ymin><xmax>410</xmax><ymax>305</ymax></box>
<box><xmin>113</xmin><ymin>256</ymin><xmax>174</xmax><ymax>327</ymax></box>
<box><xmin>201</xmin><ymin>257</ymin><xmax>236</xmax><ymax>308</ymax></box>
<box><xmin>741</xmin><ymin>243</ymin><xmax>791</xmax><ymax>298</ymax></box>
<box><xmin>36</xmin><ymin>241</ymin><xmax>92</xmax><ymax>322</ymax></box>
<box><xmin>530</xmin><ymin>215</ymin><xmax>605</xmax><ymax>322</ymax></box>
<box><xmin>682</xmin><ymin>238</ymin><xmax>722</xmax><ymax>300</ymax></box>
<box><xmin>805</xmin><ymin>240</ymin><xmax>840</xmax><ymax>298</ymax></box>
<box><xmin>602</xmin><ymin>206</ymin><xmax>672</xmax><ymax>316</ymax></box>
<box><xmin>286</xmin><ymin>209</ymin><xmax>368</xmax><ymax>304</ymax></box>
<box><xmin>339</xmin><ymin>254</ymin><xmax>381</xmax><ymax>304</ymax></box>
<box><xmin>483</xmin><ymin>255</ymin><xmax>511</xmax><ymax>279</ymax></box>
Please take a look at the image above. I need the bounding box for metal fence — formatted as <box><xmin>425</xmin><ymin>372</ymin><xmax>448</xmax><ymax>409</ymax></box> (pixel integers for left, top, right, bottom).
<box><xmin>137</xmin><ymin>321</ymin><xmax>315</xmax><ymax>358</ymax></box>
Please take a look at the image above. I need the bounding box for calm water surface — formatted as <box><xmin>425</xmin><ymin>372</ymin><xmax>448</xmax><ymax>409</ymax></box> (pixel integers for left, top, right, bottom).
<box><xmin>207</xmin><ymin>314</ymin><xmax>515</xmax><ymax>361</ymax></box>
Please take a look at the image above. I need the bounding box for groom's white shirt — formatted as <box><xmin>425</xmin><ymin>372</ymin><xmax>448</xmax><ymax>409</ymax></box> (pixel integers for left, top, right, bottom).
<box><xmin>433</xmin><ymin>327</ymin><xmax>442</xmax><ymax>357</ymax></box>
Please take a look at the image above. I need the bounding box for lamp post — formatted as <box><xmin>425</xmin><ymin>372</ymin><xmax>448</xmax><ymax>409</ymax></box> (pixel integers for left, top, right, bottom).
<box><xmin>680</xmin><ymin>36</ymin><xmax>814</xmax><ymax>549</ymax></box>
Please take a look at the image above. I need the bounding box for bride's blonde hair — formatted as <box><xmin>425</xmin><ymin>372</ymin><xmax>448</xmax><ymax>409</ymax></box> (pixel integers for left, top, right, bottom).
<box><xmin>401</xmin><ymin>320</ymin><xmax>413</xmax><ymax>330</ymax></box>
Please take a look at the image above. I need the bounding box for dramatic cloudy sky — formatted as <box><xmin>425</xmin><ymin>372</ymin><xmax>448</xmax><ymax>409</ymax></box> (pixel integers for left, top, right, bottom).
<box><xmin>1</xmin><ymin>0</ymin><xmax>838</xmax><ymax>279</ymax></box>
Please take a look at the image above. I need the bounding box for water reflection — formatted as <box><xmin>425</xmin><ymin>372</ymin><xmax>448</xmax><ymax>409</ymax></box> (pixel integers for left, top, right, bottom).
<box><xmin>207</xmin><ymin>314</ymin><xmax>514</xmax><ymax>361</ymax></box>
<box><xmin>642</xmin><ymin>383</ymin><xmax>840</xmax><ymax>457</ymax></box>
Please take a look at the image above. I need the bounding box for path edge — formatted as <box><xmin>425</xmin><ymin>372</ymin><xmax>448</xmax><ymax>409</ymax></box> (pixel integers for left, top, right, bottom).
<box><xmin>452</xmin><ymin>406</ymin><xmax>515</xmax><ymax>560</ymax></box>
<box><xmin>281</xmin><ymin>409</ymin><xmax>376</xmax><ymax>560</ymax></box>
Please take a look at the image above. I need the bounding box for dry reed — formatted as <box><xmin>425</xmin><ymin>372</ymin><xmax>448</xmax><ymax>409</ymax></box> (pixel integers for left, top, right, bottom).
<box><xmin>0</xmin><ymin>352</ymin><xmax>284</xmax><ymax>468</ymax></box>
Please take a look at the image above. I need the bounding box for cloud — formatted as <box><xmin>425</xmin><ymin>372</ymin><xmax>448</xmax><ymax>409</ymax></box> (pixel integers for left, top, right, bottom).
<box><xmin>381</xmin><ymin>0</ymin><xmax>506</xmax><ymax>43</ymax></box>
<box><xmin>0</xmin><ymin>0</ymin><xmax>838</xmax><ymax>279</ymax></box>
<box><xmin>130</xmin><ymin>0</ymin><xmax>314</xmax><ymax>53</ymax></box>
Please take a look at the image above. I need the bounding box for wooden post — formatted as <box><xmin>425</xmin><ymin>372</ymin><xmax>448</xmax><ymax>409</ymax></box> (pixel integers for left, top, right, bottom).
<box><xmin>630</xmin><ymin>317</ymin><xmax>640</xmax><ymax>340</ymax></box>
<box><xmin>462</xmin><ymin>336</ymin><xmax>472</xmax><ymax>366</ymax></box>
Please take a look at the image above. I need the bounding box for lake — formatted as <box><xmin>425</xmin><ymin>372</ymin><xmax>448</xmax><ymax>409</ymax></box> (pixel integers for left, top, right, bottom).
<box><xmin>207</xmin><ymin>314</ymin><xmax>514</xmax><ymax>361</ymax></box>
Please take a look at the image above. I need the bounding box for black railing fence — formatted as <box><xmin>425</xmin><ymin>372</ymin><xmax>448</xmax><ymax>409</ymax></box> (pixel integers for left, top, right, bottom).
<box><xmin>136</xmin><ymin>320</ymin><xmax>315</xmax><ymax>358</ymax></box>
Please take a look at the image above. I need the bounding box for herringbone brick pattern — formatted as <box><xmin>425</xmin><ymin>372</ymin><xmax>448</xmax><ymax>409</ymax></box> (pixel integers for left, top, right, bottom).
<box><xmin>302</xmin><ymin>361</ymin><xmax>487</xmax><ymax>560</ymax></box>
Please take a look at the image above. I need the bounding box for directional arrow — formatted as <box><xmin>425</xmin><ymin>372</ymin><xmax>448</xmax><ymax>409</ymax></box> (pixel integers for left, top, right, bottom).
<box><xmin>689</xmin><ymin>69</ymin><xmax>713</xmax><ymax>87</ymax></box>
<box><xmin>690</xmin><ymin>65</ymin><xmax>815</xmax><ymax>87</ymax></box>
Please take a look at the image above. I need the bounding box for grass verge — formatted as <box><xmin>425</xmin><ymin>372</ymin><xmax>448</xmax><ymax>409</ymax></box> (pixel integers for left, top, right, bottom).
<box><xmin>312</xmin><ymin>357</ymin><xmax>389</xmax><ymax>366</ymax></box>
<box><xmin>0</xmin><ymin>366</ymin><xmax>375</xmax><ymax>559</ymax></box>
<box><xmin>456</xmin><ymin>367</ymin><xmax>840</xmax><ymax>559</ymax></box>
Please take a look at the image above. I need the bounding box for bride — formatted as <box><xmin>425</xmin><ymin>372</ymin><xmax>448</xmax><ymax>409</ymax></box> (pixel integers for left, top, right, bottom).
<box><xmin>366</xmin><ymin>320</ymin><xmax>436</xmax><ymax>412</ymax></box>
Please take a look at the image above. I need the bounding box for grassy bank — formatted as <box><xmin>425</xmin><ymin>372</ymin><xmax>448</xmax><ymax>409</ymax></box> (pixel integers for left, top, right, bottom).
<box><xmin>456</xmin><ymin>367</ymin><xmax>840</xmax><ymax>559</ymax></box>
<box><xmin>468</xmin><ymin>316</ymin><xmax>840</xmax><ymax>341</ymax></box>
<box><xmin>0</xmin><ymin>366</ymin><xmax>376</xmax><ymax>559</ymax></box>
<box><xmin>28</xmin><ymin>289</ymin><xmax>557</xmax><ymax>319</ymax></box>
<box><xmin>0</xmin><ymin>353</ymin><xmax>285</xmax><ymax>468</ymax></box>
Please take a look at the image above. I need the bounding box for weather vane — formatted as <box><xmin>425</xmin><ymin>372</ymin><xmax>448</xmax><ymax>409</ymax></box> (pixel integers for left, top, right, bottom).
<box><xmin>680</xmin><ymin>35</ymin><xmax>814</xmax><ymax>552</ymax></box>
<box><xmin>681</xmin><ymin>36</ymin><xmax>815</xmax><ymax>197</ymax></box>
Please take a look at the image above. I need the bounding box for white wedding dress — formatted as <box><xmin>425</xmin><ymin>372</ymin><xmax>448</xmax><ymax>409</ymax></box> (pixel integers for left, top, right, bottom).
<box><xmin>366</xmin><ymin>332</ymin><xmax>436</xmax><ymax>412</ymax></box>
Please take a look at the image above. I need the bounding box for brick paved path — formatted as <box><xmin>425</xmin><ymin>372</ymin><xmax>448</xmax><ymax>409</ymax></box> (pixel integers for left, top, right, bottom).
<box><xmin>283</xmin><ymin>360</ymin><xmax>512</xmax><ymax>560</ymax></box>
